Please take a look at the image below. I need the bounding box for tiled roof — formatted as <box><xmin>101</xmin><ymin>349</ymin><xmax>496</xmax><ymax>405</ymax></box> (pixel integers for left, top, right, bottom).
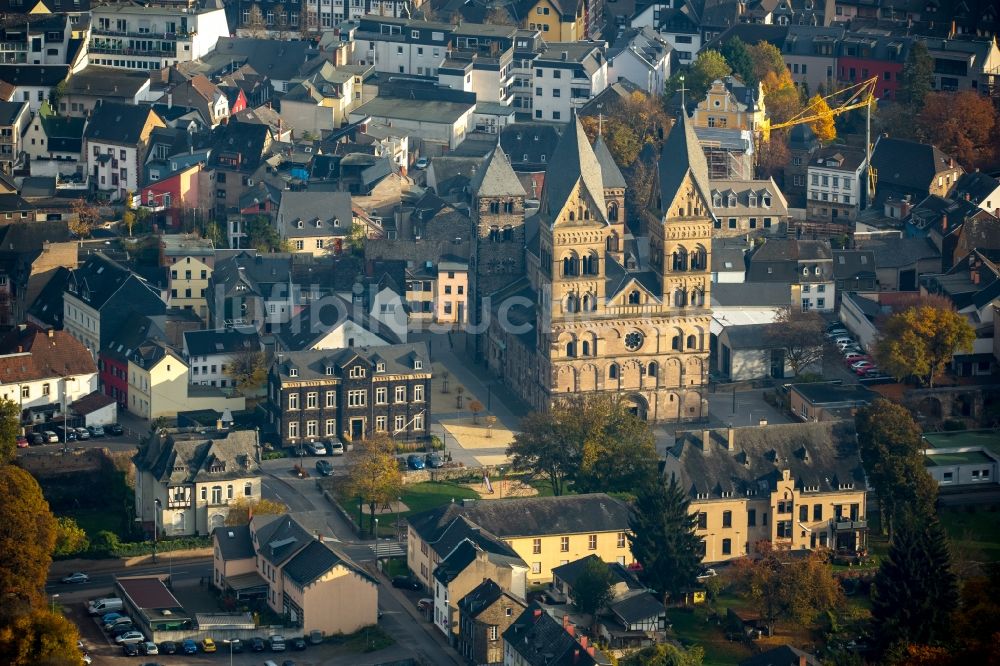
<box><xmin>134</xmin><ymin>429</ymin><xmax>260</xmax><ymax>486</ymax></box>
<box><xmin>84</xmin><ymin>100</ymin><xmax>159</xmax><ymax>146</ymax></box>
<box><xmin>213</xmin><ymin>524</ymin><xmax>255</xmax><ymax>561</ymax></box>
<box><xmin>503</xmin><ymin>604</ymin><xmax>610</xmax><ymax>666</ymax></box>
<box><xmin>69</xmin><ymin>390</ymin><xmax>116</xmax><ymax>415</ymax></box>
<box><xmin>0</xmin><ymin>325</ymin><xmax>95</xmax><ymax>382</ymax></box>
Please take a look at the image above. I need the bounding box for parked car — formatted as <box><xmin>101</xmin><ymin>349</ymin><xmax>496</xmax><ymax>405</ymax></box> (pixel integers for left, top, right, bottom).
<box><xmin>201</xmin><ymin>637</ymin><xmax>217</xmax><ymax>653</ymax></box>
<box><xmin>104</xmin><ymin>617</ymin><xmax>132</xmax><ymax>631</ymax></box>
<box><xmin>139</xmin><ymin>641</ymin><xmax>158</xmax><ymax>655</ymax></box>
<box><xmin>29</xmin><ymin>432</ymin><xmax>44</xmax><ymax>445</ymax></box>
<box><xmin>81</xmin><ymin>653</ymin><xmax>92</xmax><ymax>665</ymax></box>
<box><xmin>87</xmin><ymin>425</ymin><xmax>105</xmax><ymax>438</ymax></box>
<box><xmin>392</xmin><ymin>575</ymin><xmax>422</xmax><ymax>590</ymax></box>
<box><xmin>100</xmin><ymin>612</ymin><xmax>123</xmax><ymax>625</ymax></box>
<box><xmin>270</xmin><ymin>635</ymin><xmax>287</xmax><ymax>651</ymax></box>
<box><xmin>115</xmin><ymin>631</ymin><xmax>146</xmax><ymax>645</ymax></box>
<box><xmin>696</xmin><ymin>568</ymin><xmax>718</xmax><ymax>580</ymax></box>
<box><xmin>856</xmin><ymin>365</ymin><xmax>878</xmax><ymax>376</ymax></box>
<box><xmin>406</xmin><ymin>454</ymin><xmax>425</xmax><ymax>470</ymax></box>
<box><xmin>74</xmin><ymin>427</ymin><xmax>90</xmax><ymax>440</ymax></box>
<box><xmin>106</xmin><ymin>423</ymin><xmax>124</xmax><ymax>436</ymax></box>
<box><xmin>414</xmin><ymin>157</ymin><xmax>429</xmax><ymax>169</ymax></box>
<box><xmin>850</xmin><ymin>359</ymin><xmax>873</xmax><ymax>369</ymax></box>
<box><xmin>824</xmin><ymin>329</ymin><xmax>849</xmax><ymax>339</ymax></box>
<box><xmin>181</xmin><ymin>639</ymin><xmax>199</xmax><ymax>654</ymax></box>
<box><xmin>417</xmin><ymin>598</ymin><xmax>433</xmax><ymax>612</ymax></box>
<box><xmin>122</xmin><ymin>642</ymin><xmax>140</xmax><ymax>657</ymax></box>
<box><xmin>826</xmin><ymin>321</ymin><xmax>847</xmax><ymax>331</ymax></box>
<box><xmin>843</xmin><ymin>353</ymin><xmax>866</xmax><ymax>364</ymax></box>
<box><xmin>864</xmin><ymin>368</ymin><xmax>884</xmax><ymax>378</ymax></box>
<box><xmin>57</xmin><ymin>426</ymin><xmax>77</xmax><ymax>441</ymax></box>
<box><xmin>158</xmin><ymin>641</ymin><xmax>177</xmax><ymax>655</ymax></box>
<box><xmin>327</xmin><ymin>439</ymin><xmax>345</xmax><ymax>456</ymax></box>
<box><xmin>315</xmin><ymin>460</ymin><xmax>333</xmax><ymax>476</ymax></box>
<box><xmin>43</xmin><ymin>431</ymin><xmax>58</xmax><ymax>443</ymax></box>
<box><xmin>307</xmin><ymin>630</ymin><xmax>324</xmax><ymax>645</ymax></box>
<box><xmin>304</xmin><ymin>440</ymin><xmax>327</xmax><ymax>456</ymax></box>
<box><xmin>16</xmin><ymin>435</ymin><xmax>28</xmax><ymax>448</ymax></box>
<box><xmin>61</xmin><ymin>572</ymin><xmax>89</xmax><ymax>584</ymax></box>
<box><xmin>250</xmin><ymin>637</ymin><xmax>266</xmax><ymax>652</ymax></box>
<box><xmin>290</xmin><ymin>636</ymin><xmax>307</xmax><ymax>651</ymax></box>
<box><xmin>425</xmin><ymin>452</ymin><xmax>444</xmax><ymax>469</ymax></box>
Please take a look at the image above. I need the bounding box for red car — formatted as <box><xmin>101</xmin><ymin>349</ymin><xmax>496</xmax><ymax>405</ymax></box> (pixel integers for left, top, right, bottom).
<box><xmin>855</xmin><ymin>364</ymin><xmax>878</xmax><ymax>376</ymax></box>
<box><xmin>16</xmin><ymin>435</ymin><xmax>29</xmax><ymax>448</ymax></box>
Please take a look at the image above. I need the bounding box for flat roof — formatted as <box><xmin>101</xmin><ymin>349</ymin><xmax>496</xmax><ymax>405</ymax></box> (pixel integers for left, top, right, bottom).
<box><xmin>116</xmin><ymin>576</ymin><xmax>184</xmax><ymax>610</ymax></box>
<box><xmin>922</xmin><ymin>430</ymin><xmax>1000</xmax><ymax>454</ymax></box>
<box><xmin>925</xmin><ymin>450</ymin><xmax>995</xmax><ymax>466</ymax></box>
<box><xmin>352</xmin><ymin>97</ymin><xmax>474</xmax><ymax>125</ymax></box>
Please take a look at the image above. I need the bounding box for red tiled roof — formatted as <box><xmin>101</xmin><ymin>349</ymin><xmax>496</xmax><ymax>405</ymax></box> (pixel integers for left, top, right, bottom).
<box><xmin>0</xmin><ymin>327</ymin><xmax>95</xmax><ymax>383</ymax></box>
<box><xmin>70</xmin><ymin>390</ymin><xmax>115</xmax><ymax>415</ymax></box>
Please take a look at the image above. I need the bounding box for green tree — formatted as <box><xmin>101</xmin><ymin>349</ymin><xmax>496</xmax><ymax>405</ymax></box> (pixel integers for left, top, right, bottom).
<box><xmin>507</xmin><ymin>410</ymin><xmax>579</xmax><ymax>496</ymax></box>
<box><xmin>245</xmin><ymin>215</ymin><xmax>286</xmax><ymax>253</ymax></box>
<box><xmin>52</xmin><ymin>517</ymin><xmax>89</xmax><ymax>557</ymax></box>
<box><xmin>0</xmin><ymin>466</ymin><xmax>57</xmax><ymax>606</ymax></box>
<box><xmin>621</xmin><ymin>643</ymin><xmax>705</xmax><ymax>666</ymax></box>
<box><xmin>855</xmin><ymin>400</ymin><xmax>937</xmax><ymax>537</ymax></box>
<box><xmin>627</xmin><ymin>476</ymin><xmax>702</xmax><ymax>604</ymax></box>
<box><xmin>0</xmin><ymin>397</ymin><xmax>20</xmax><ymax>465</ymax></box>
<box><xmin>731</xmin><ymin>544</ymin><xmax>844</xmax><ymax>635</ymax></box>
<box><xmin>767</xmin><ymin>305</ymin><xmax>824</xmax><ymax>375</ymax></box>
<box><xmin>899</xmin><ymin>41</ymin><xmax>934</xmax><ymax>110</ymax></box>
<box><xmin>580</xmin><ymin>91</ymin><xmax>670</xmax><ymax>166</ymax></box>
<box><xmin>674</xmin><ymin>50</ymin><xmax>732</xmax><ymax>101</ymax></box>
<box><xmin>0</xmin><ymin>607</ymin><xmax>83</xmax><ymax>666</ymax></box>
<box><xmin>570</xmin><ymin>556</ymin><xmax>614</xmax><ymax>621</ymax></box>
<box><xmin>721</xmin><ymin>37</ymin><xmax>754</xmax><ymax>85</ymax></box>
<box><xmin>345</xmin><ymin>434</ymin><xmax>403</xmax><ymax>537</ymax></box>
<box><xmin>225</xmin><ymin>497</ymin><xmax>287</xmax><ymax>526</ymax></box>
<box><xmin>89</xmin><ymin>530</ymin><xmax>121</xmax><ymax>557</ymax></box>
<box><xmin>870</xmin><ymin>510</ymin><xmax>958</xmax><ymax>657</ymax></box>
<box><xmin>874</xmin><ymin>304</ymin><xmax>975</xmax><ymax>387</ymax></box>
<box><xmin>807</xmin><ymin>93</ymin><xmax>837</xmax><ymax>143</ymax></box>
<box><xmin>123</xmin><ymin>191</ymin><xmax>137</xmax><ymax>237</ymax></box>
<box><xmin>748</xmin><ymin>40</ymin><xmax>787</xmax><ymax>84</ymax></box>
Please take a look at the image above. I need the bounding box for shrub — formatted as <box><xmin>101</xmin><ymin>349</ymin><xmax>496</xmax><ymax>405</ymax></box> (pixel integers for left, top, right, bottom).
<box><xmin>263</xmin><ymin>450</ymin><xmax>288</xmax><ymax>460</ymax></box>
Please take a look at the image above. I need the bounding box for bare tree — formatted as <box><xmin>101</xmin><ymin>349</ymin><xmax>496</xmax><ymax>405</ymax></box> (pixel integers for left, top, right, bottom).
<box><xmin>69</xmin><ymin>198</ymin><xmax>100</xmax><ymax>239</ymax></box>
<box><xmin>766</xmin><ymin>306</ymin><xmax>825</xmax><ymax>376</ymax></box>
<box><xmin>484</xmin><ymin>6</ymin><xmax>514</xmax><ymax>24</ymax></box>
<box><xmin>244</xmin><ymin>4</ymin><xmax>267</xmax><ymax>38</ymax></box>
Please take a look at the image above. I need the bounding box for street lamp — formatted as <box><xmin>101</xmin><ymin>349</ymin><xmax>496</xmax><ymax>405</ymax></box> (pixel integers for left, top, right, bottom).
<box><xmin>395</xmin><ymin>496</ymin><xmax>401</xmax><ymax>543</ymax></box>
<box><xmin>498</xmin><ymin>467</ymin><xmax>505</xmax><ymax>499</ymax></box>
<box><xmin>223</xmin><ymin>638</ymin><xmax>235</xmax><ymax>666</ymax></box>
<box><xmin>152</xmin><ymin>498</ymin><xmax>161</xmax><ymax>564</ymax></box>
<box><xmin>50</xmin><ymin>593</ymin><xmax>59</xmax><ymax>613</ymax></box>
<box><xmin>374</xmin><ymin>518</ymin><xmax>379</xmax><ymax>565</ymax></box>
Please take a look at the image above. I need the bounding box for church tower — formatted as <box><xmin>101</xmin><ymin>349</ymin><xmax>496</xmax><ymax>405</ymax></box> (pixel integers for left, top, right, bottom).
<box><xmin>469</xmin><ymin>146</ymin><xmax>526</xmax><ymax>350</ymax></box>
<box><xmin>592</xmin><ymin>134</ymin><xmax>627</xmax><ymax>264</ymax></box>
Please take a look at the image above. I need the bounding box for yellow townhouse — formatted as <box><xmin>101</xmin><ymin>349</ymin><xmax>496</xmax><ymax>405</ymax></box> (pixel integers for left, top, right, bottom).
<box><xmin>664</xmin><ymin>421</ymin><xmax>868</xmax><ymax>563</ymax></box>
<box><xmin>407</xmin><ymin>494</ymin><xmax>634</xmax><ymax>587</ymax></box>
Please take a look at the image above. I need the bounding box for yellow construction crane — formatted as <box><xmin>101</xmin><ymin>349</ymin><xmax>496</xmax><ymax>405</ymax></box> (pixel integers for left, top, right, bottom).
<box><xmin>758</xmin><ymin>76</ymin><xmax>880</xmax><ymax>206</ymax></box>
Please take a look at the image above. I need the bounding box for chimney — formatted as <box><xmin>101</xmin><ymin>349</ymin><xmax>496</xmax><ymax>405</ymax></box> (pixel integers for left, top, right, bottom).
<box><xmin>561</xmin><ymin>51</ymin><xmax>568</xmax><ymax>61</ymax></box>
<box><xmin>587</xmin><ymin>646</ymin><xmax>595</xmax><ymax>656</ymax></box>
<box><xmin>941</xmin><ymin>214</ymin><xmax>948</xmax><ymax>232</ymax></box>
<box><xmin>533</xmin><ymin>608</ymin><xmax>542</xmax><ymax>618</ymax></box>
<box><xmin>972</xmin><ymin>269</ymin><xmax>980</xmax><ymax>285</ymax></box>
<box><xmin>579</xmin><ymin>636</ymin><xmax>588</xmax><ymax>649</ymax></box>
<box><xmin>47</xmin><ymin>329</ymin><xmax>54</xmax><ymax>338</ymax></box>
<box><xmin>315</xmin><ymin>531</ymin><xmax>322</xmax><ymax>541</ymax></box>
<box><xmin>727</xmin><ymin>426</ymin><xmax>735</xmax><ymax>451</ymax></box>
<box><xmin>168</xmin><ymin>93</ymin><xmax>173</xmax><ymax>109</ymax></box>
<box><xmin>17</xmin><ymin>345</ymin><xmax>22</xmax><ymax>353</ymax></box>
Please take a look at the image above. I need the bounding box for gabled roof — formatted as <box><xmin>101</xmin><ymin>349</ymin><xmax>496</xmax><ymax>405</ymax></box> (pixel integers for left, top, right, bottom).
<box><xmin>470</xmin><ymin>145</ymin><xmax>526</xmax><ymax>198</ymax></box>
<box><xmin>950</xmin><ymin>171</ymin><xmax>1000</xmax><ymax>208</ymax></box>
<box><xmin>253</xmin><ymin>514</ymin><xmax>313</xmax><ymax>568</ymax></box>
<box><xmin>63</xmin><ymin>66</ymin><xmax>149</xmax><ymax>99</ymax></box>
<box><xmin>0</xmin><ymin>99</ymin><xmax>26</xmax><ymax>126</ymax></box>
<box><xmin>457</xmin><ymin>579</ymin><xmax>508</xmax><ymax>618</ymax></box>
<box><xmin>135</xmin><ymin>429</ymin><xmax>259</xmax><ymax>486</ymax></box>
<box><xmin>542</xmin><ymin>114</ymin><xmax>607</xmax><ymax>224</ymax></box>
<box><xmin>609</xmin><ymin>591</ymin><xmax>666</xmax><ymax>625</ymax></box>
<box><xmin>0</xmin><ymin>325</ymin><xmax>95</xmax><ymax>382</ymax></box>
<box><xmin>213</xmin><ymin>524</ymin><xmax>255</xmax><ymax>561</ymax></box>
<box><xmin>25</xmin><ymin>266</ymin><xmax>70</xmax><ymax>329</ymax></box>
<box><xmin>278</xmin><ymin>191</ymin><xmax>354</xmax><ymax>236</ymax></box>
<box><xmin>592</xmin><ymin>135</ymin><xmax>627</xmax><ymax>189</ymax></box>
<box><xmin>503</xmin><ymin>604</ymin><xmax>610</xmax><ymax>666</ymax></box>
<box><xmin>102</xmin><ymin>312</ymin><xmax>163</xmax><ymax>364</ymax></box>
<box><xmin>84</xmin><ymin>100</ymin><xmax>159</xmax><ymax>146</ymax></box>
<box><xmin>0</xmin><ymin>64</ymin><xmax>69</xmax><ymax>87</ymax></box>
<box><xmin>653</xmin><ymin>112</ymin><xmax>712</xmax><ymax>218</ymax></box>
<box><xmin>408</xmin><ymin>494</ymin><xmax>630</xmax><ymax>544</ymax></box>
<box><xmin>283</xmin><ymin>539</ymin><xmax>377</xmax><ymax>587</ymax></box>
<box><xmin>184</xmin><ymin>328</ymin><xmax>260</xmax><ymax>358</ymax></box>
<box><xmin>870</xmin><ymin>137</ymin><xmax>959</xmax><ymax>194</ymax></box>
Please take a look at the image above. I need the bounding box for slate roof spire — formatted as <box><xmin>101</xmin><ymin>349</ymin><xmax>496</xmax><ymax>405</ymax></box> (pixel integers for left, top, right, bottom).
<box><xmin>541</xmin><ymin>111</ymin><xmax>607</xmax><ymax>224</ymax></box>
<box><xmin>592</xmin><ymin>134</ymin><xmax>627</xmax><ymax>190</ymax></box>
<box><xmin>654</xmin><ymin>111</ymin><xmax>712</xmax><ymax>217</ymax></box>
<box><xmin>470</xmin><ymin>144</ymin><xmax>525</xmax><ymax>198</ymax></box>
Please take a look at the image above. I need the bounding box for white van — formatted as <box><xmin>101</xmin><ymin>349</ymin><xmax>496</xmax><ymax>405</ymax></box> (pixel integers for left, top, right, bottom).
<box><xmin>88</xmin><ymin>598</ymin><xmax>123</xmax><ymax>615</ymax></box>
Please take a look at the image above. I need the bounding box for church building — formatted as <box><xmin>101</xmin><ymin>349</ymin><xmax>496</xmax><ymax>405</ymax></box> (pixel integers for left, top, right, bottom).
<box><xmin>471</xmin><ymin>111</ymin><xmax>714</xmax><ymax>423</ymax></box>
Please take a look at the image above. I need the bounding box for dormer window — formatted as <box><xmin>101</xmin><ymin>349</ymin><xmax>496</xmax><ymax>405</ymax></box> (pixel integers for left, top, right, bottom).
<box><xmin>296</xmin><ymin>220</ymin><xmax>304</xmax><ymax>228</ymax></box>
<box><xmin>315</xmin><ymin>219</ymin><xmax>322</xmax><ymax>228</ymax></box>
<box><xmin>349</xmin><ymin>366</ymin><xmax>366</xmax><ymax>378</ymax></box>
<box><xmin>325</xmin><ymin>366</ymin><xmax>334</xmax><ymax>375</ymax></box>
<box><xmin>803</xmin><ymin>267</ymin><xmax>809</xmax><ymax>276</ymax></box>
<box><xmin>414</xmin><ymin>359</ymin><xmax>423</xmax><ymax>370</ymax></box>
<box><xmin>762</xmin><ymin>193</ymin><xmax>771</xmax><ymax>207</ymax></box>
<box><xmin>713</xmin><ymin>193</ymin><xmax>722</xmax><ymax>207</ymax></box>
<box><xmin>376</xmin><ymin>362</ymin><xmax>386</xmax><ymax>372</ymax></box>
<box><xmin>333</xmin><ymin>218</ymin><xmax>340</xmax><ymax>227</ymax></box>
<box><xmin>289</xmin><ymin>368</ymin><xmax>298</xmax><ymax>377</ymax></box>
<box><xmin>728</xmin><ymin>194</ymin><xmax>736</xmax><ymax>207</ymax></box>
<box><xmin>814</xmin><ymin>266</ymin><xmax>821</xmax><ymax>275</ymax></box>
<box><xmin>748</xmin><ymin>193</ymin><xmax>757</xmax><ymax>207</ymax></box>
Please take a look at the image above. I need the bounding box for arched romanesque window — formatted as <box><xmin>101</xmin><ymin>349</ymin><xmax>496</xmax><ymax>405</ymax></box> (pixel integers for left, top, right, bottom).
<box><xmin>671</xmin><ymin>335</ymin><xmax>681</xmax><ymax>351</ymax></box>
<box><xmin>687</xmin><ymin>334</ymin><xmax>697</xmax><ymax>350</ymax></box>
<box><xmin>583</xmin><ymin>293</ymin><xmax>596</xmax><ymax>311</ymax></box>
<box><xmin>648</xmin><ymin>361</ymin><xmax>657</xmax><ymax>377</ymax></box>
<box><xmin>608</xmin><ymin>202</ymin><xmax>619</xmax><ymax>221</ymax></box>
<box><xmin>674</xmin><ymin>289</ymin><xmax>687</xmax><ymax>306</ymax></box>
<box><xmin>503</xmin><ymin>201</ymin><xmax>514</xmax><ymax>213</ymax></box>
<box><xmin>501</xmin><ymin>225</ymin><xmax>513</xmax><ymax>242</ymax></box>
<box><xmin>568</xmin><ymin>211</ymin><xmax>576</xmax><ymax>221</ymax></box>
<box><xmin>489</xmin><ymin>226</ymin><xmax>500</xmax><ymax>242</ymax></box>
<box><xmin>582</xmin><ymin>340</ymin><xmax>590</xmax><ymax>356</ymax></box>
<box><xmin>628</xmin><ymin>290</ymin><xmax>641</xmax><ymax>304</ymax></box>
<box><xmin>609</xmin><ymin>363</ymin><xmax>619</xmax><ymax>379</ymax></box>
<box><xmin>566</xmin><ymin>342</ymin><xmax>576</xmax><ymax>357</ymax></box>
<box><xmin>583</xmin><ymin>253</ymin><xmax>599</xmax><ymax>276</ymax></box>
<box><xmin>606</xmin><ymin>233</ymin><xmax>619</xmax><ymax>252</ymax></box>
<box><xmin>489</xmin><ymin>201</ymin><xmax>500</xmax><ymax>214</ymax></box>
<box><xmin>562</xmin><ymin>254</ymin><xmax>579</xmax><ymax>277</ymax></box>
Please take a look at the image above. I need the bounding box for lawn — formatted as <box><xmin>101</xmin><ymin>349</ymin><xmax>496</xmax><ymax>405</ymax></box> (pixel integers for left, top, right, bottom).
<box><xmin>59</xmin><ymin>507</ymin><xmax>131</xmax><ymax>541</ymax></box>
<box><xmin>331</xmin><ymin>480</ymin><xmax>478</xmax><ymax>538</ymax></box>
<box><xmin>939</xmin><ymin>506</ymin><xmax>1000</xmax><ymax>562</ymax></box>
<box><xmin>666</xmin><ymin>606</ymin><xmax>752</xmax><ymax>666</ymax></box>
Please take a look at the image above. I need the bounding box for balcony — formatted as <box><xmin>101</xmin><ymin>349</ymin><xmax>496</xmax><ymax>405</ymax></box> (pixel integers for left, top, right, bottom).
<box><xmin>90</xmin><ymin>43</ymin><xmax>177</xmax><ymax>58</ymax></box>
<box><xmin>833</xmin><ymin>519</ymin><xmax>867</xmax><ymax>531</ymax></box>
<box><xmin>91</xmin><ymin>28</ymin><xmax>187</xmax><ymax>41</ymax></box>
